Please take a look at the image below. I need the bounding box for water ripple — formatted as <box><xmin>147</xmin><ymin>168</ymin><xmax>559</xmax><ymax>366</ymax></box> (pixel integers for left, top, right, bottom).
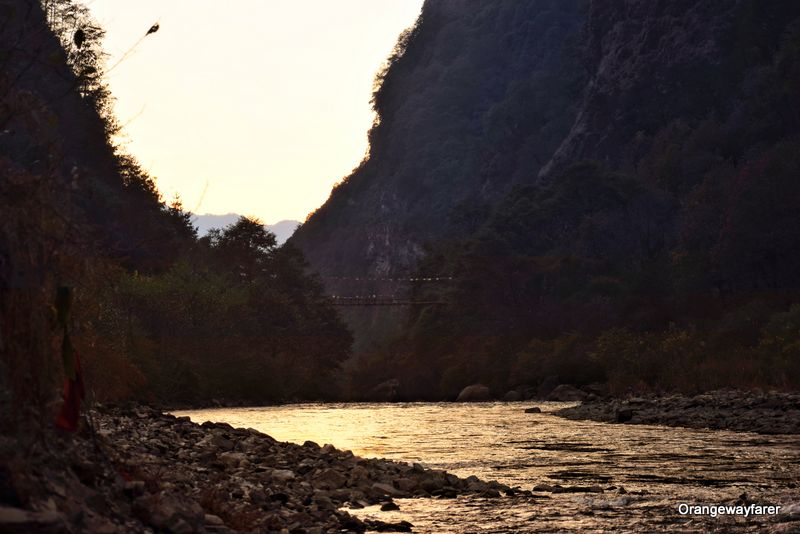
<box><xmin>176</xmin><ymin>402</ymin><xmax>800</xmax><ymax>532</ymax></box>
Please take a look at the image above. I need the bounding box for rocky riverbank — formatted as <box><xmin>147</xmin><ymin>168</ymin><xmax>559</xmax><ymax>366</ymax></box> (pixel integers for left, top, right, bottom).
<box><xmin>555</xmin><ymin>390</ymin><xmax>800</xmax><ymax>434</ymax></box>
<box><xmin>0</xmin><ymin>405</ymin><xmax>511</xmax><ymax>533</ymax></box>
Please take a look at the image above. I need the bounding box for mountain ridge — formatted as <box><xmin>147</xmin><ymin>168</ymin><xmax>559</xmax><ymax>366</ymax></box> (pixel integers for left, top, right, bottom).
<box><xmin>192</xmin><ymin>214</ymin><xmax>299</xmax><ymax>244</ymax></box>
<box><xmin>291</xmin><ymin>0</ymin><xmax>800</xmax><ymax>397</ymax></box>
<box><xmin>292</xmin><ymin>0</ymin><xmax>588</xmax><ymax>277</ymax></box>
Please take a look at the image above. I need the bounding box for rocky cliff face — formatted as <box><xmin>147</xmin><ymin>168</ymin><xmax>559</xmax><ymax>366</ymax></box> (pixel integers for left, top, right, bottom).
<box><xmin>541</xmin><ymin>0</ymin><xmax>741</xmax><ymax>177</ymax></box>
<box><xmin>292</xmin><ymin>0</ymin><xmax>588</xmax><ymax>278</ymax></box>
<box><xmin>294</xmin><ymin>0</ymin><xmax>799</xmax><ymax>285</ymax></box>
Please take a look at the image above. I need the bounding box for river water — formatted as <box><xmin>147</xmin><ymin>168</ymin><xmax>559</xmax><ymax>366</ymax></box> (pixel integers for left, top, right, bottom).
<box><xmin>175</xmin><ymin>402</ymin><xmax>800</xmax><ymax>532</ymax></box>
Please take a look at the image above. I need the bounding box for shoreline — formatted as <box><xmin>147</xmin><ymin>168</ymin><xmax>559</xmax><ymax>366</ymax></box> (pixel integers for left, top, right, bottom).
<box><xmin>553</xmin><ymin>389</ymin><xmax>800</xmax><ymax>435</ymax></box>
<box><xmin>0</xmin><ymin>405</ymin><xmax>511</xmax><ymax>533</ymax></box>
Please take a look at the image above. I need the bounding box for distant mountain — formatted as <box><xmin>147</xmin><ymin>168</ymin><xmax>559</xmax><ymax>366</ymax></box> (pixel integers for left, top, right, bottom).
<box><xmin>191</xmin><ymin>213</ymin><xmax>240</xmax><ymax>235</ymax></box>
<box><xmin>265</xmin><ymin>220</ymin><xmax>302</xmax><ymax>245</ymax></box>
<box><xmin>192</xmin><ymin>214</ymin><xmax>300</xmax><ymax>245</ymax></box>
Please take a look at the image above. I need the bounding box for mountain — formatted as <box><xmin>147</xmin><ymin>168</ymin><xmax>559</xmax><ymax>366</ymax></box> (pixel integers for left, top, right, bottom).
<box><xmin>193</xmin><ymin>214</ymin><xmax>300</xmax><ymax>244</ymax></box>
<box><xmin>292</xmin><ymin>0</ymin><xmax>800</xmax><ymax>398</ymax></box>
<box><xmin>265</xmin><ymin>220</ymin><xmax>301</xmax><ymax>245</ymax></box>
<box><xmin>292</xmin><ymin>0</ymin><xmax>589</xmax><ymax>277</ymax></box>
<box><xmin>295</xmin><ymin>0</ymin><xmax>800</xmax><ymax>278</ymax></box>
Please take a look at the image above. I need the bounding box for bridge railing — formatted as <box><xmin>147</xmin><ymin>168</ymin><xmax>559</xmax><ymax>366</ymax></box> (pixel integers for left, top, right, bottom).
<box><xmin>329</xmin><ymin>295</ymin><xmax>447</xmax><ymax>306</ymax></box>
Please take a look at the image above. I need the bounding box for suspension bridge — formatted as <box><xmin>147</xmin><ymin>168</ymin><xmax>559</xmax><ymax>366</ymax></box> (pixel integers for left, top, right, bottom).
<box><xmin>322</xmin><ymin>275</ymin><xmax>453</xmax><ymax>307</ymax></box>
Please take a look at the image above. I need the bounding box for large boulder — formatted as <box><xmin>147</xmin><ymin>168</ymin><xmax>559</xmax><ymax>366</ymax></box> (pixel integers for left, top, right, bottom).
<box><xmin>313</xmin><ymin>468</ymin><xmax>347</xmax><ymax>490</ymax></box>
<box><xmin>456</xmin><ymin>384</ymin><xmax>491</xmax><ymax>402</ymax></box>
<box><xmin>546</xmin><ymin>384</ymin><xmax>588</xmax><ymax>402</ymax></box>
<box><xmin>503</xmin><ymin>390</ymin><xmax>522</xmax><ymax>401</ymax></box>
<box><xmin>0</xmin><ymin>507</ymin><xmax>65</xmax><ymax>533</ymax></box>
<box><xmin>133</xmin><ymin>492</ymin><xmax>205</xmax><ymax>533</ymax></box>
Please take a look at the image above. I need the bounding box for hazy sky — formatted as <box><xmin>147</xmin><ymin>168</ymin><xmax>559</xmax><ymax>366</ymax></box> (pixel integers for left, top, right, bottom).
<box><xmin>87</xmin><ymin>1</ymin><xmax>424</xmax><ymax>223</ymax></box>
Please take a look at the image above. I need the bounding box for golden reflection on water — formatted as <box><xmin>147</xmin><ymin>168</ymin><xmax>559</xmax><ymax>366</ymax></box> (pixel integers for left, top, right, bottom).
<box><xmin>174</xmin><ymin>402</ymin><xmax>800</xmax><ymax>533</ymax></box>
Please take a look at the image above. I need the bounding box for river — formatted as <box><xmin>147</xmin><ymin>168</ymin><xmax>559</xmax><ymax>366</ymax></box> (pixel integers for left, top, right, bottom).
<box><xmin>174</xmin><ymin>402</ymin><xmax>800</xmax><ymax>532</ymax></box>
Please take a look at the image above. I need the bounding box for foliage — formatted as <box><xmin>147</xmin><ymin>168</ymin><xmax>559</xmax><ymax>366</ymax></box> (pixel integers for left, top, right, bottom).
<box><xmin>80</xmin><ymin>218</ymin><xmax>351</xmax><ymax>404</ymax></box>
<box><xmin>295</xmin><ymin>0</ymin><xmax>589</xmax><ymax>276</ymax></box>
<box><xmin>343</xmin><ymin>2</ymin><xmax>800</xmax><ymax>399</ymax></box>
<box><xmin>1</xmin><ymin>0</ymin><xmax>353</xmax><ymax>419</ymax></box>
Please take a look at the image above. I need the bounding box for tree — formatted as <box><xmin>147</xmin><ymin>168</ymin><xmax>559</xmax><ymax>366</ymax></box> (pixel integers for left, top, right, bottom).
<box><xmin>208</xmin><ymin>217</ymin><xmax>277</xmax><ymax>282</ymax></box>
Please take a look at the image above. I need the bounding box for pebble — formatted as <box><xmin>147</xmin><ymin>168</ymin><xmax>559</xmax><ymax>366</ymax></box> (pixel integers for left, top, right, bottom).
<box><xmin>556</xmin><ymin>390</ymin><xmax>800</xmax><ymax>434</ymax></box>
<box><xmin>1</xmin><ymin>404</ymin><xmax>508</xmax><ymax>533</ymax></box>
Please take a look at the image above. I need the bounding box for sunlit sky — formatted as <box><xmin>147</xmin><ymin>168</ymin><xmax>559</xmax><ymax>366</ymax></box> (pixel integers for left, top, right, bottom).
<box><xmin>86</xmin><ymin>1</ymin><xmax>424</xmax><ymax>223</ymax></box>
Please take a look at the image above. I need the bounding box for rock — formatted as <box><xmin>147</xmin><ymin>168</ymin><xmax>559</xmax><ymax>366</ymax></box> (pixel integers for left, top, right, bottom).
<box><xmin>270</xmin><ymin>492</ymin><xmax>289</xmax><ymax>504</ymax></box>
<box><xmin>349</xmin><ymin>465</ymin><xmax>369</xmax><ymax>482</ymax></box>
<box><xmin>9</xmin><ymin>402</ymin><xmax>503</xmax><ymax>534</ymax></box>
<box><xmin>464</xmin><ymin>475</ymin><xmax>486</xmax><ymax>492</ymax></box>
<box><xmin>582</xmin><ymin>383</ymin><xmax>607</xmax><ymax>398</ymax></box>
<box><xmin>365</xmin><ymin>519</ymin><xmax>413</xmax><ymax>532</ymax></box>
<box><xmin>270</xmin><ymin>469</ymin><xmax>296</xmax><ymax>482</ymax></box>
<box><xmin>615</xmin><ymin>408</ymin><xmax>635</xmax><ymax>422</ymax></box>
<box><xmin>778</xmin><ymin>502</ymin><xmax>800</xmax><ymax>521</ymax></box>
<box><xmin>313</xmin><ymin>468</ymin><xmax>347</xmax><ymax>490</ymax></box>
<box><xmin>552</xmin><ymin>485</ymin><xmax>604</xmax><ymax>494</ymax></box>
<box><xmin>198</xmin><ymin>434</ymin><xmax>234</xmax><ymax>451</ymax></box>
<box><xmin>524</xmin><ymin>406</ymin><xmax>542</xmax><ymax>413</ymax></box>
<box><xmin>0</xmin><ymin>506</ymin><xmax>65</xmax><ymax>533</ymax></box>
<box><xmin>419</xmin><ymin>473</ymin><xmax>447</xmax><ymax>493</ymax></box>
<box><xmin>372</xmin><ymin>482</ymin><xmax>405</xmax><ymax>498</ymax></box>
<box><xmin>456</xmin><ymin>384</ymin><xmax>491</xmax><ymax>402</ymax></box>
<box><xmin>547</xmin><ymin>384</ymin><xmax>588</xmax><ymax>402</ymax></box>
<box><xmin>394</xmin><ymin>478</ymin><xmax>417</xmax><ymax>492</ymax></box>
<box><xmin>133</xmin><ymin>493</ymin><xmax>204</xmax><ymax>533</ymax></box>
<box><xmin>83</xmin><ymin>515</ymin><xmax>120</xmax><ymax>534</ymax></box>
<box><xmin>380</xmin><ymin>501</ymin><xmax>400</xmax><ymax>511</ymax></box>
<box><xmin>313</xmin><ymin>494</ymin><xmax>336</xmax><ymax>510</ymax></box>
<box><xmin>431</xmin><ymin>487</ymin><xmax>458</xmax><ymax>498</ymax></box>
<box><xmin>170</xmin><ymin>518</ymin><xmax>194</xmax><ymax>534</ymax></box>
<box><xmin>503</xmin><ymin>390</ymin><xmax>522</xmax><ymax>401</ymax></box>
<box><xmin>533</xmin><ymin>483</ymin><xmax>602</xmax><ymax>493</ymax></box>
<box><xmin>219</xmin><ymin>452</ymin><xmax>248</xmax><ymax>468</ymax></box>
<box><xmin>554</xmin><ymin>389</ymin><xmax>800</xmax><ymax>434</ymax></box>
<box><xmin>203</xmin><ymin>514</ymin><xmax>225</xmax><ymax>527</ymax></box>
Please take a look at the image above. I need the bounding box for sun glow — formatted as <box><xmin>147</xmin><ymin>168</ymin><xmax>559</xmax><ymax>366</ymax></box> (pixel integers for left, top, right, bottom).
<box><xmin>87</xmin><ymin>0</ymin><xmax>424</xmax><ymax>222</ymax></box>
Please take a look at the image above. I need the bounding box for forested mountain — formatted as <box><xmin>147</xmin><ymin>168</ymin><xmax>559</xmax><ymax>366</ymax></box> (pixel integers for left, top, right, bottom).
<box><xmin>1</xmin><ymin>0</ymin><xmax>350</xmax><ymax>425</ymax></box>
<box><xmin>293</xmin><ymin>0</ymin><xmax>588</xmax><ymax>276</ymax></box>
<box><xmin>294</xmin><ymin>0</ymin><xmax>800</xmax><ymax>399</ymax></box>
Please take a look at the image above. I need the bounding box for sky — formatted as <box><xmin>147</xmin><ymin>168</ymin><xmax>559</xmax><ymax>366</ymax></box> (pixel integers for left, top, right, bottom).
<box><xmin>86</xmin><ymin>1</ymin><xmax>424</xmax><ymax>223</ymax></box>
